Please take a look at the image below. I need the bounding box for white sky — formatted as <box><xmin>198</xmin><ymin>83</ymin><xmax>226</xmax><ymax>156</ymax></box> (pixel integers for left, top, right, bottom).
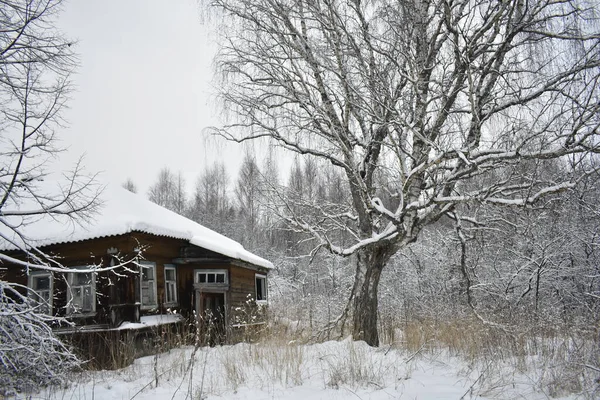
<box><xmin>56</xmin><ymin>0</ymin><xmax>252</xmax><ymax>195</ymax></box>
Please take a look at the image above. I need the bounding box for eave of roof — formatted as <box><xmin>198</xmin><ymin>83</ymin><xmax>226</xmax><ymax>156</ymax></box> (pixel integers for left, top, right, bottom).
<box><xmin>0</xmin><ymin>183</ymin><xmax>274</xmax><ymax>270</ymax></box>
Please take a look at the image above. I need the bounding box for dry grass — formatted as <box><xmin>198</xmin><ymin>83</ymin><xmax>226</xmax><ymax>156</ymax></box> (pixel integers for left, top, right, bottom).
<box><xmin>385</xmin><ymin>317</ymin><xmax>600</xmax><ymax>399</ymax></box>
<box><xmin>34</xmin><ymin>314</ymin><xmax>598</xmax><ymax>399</ymax></box>
<box><xmin>317</xmin><ymin>339</ymin><xmax>400</xmax><ymax>390</ymax></box>
<box><xmin>260</xmin><ymin>311</ymin><xmax>599</xmax><ymax>398</ymax></box>
<box><xmin>218</xmin><ymin>341</ymin><xmax>305</xmax><ymax>388</ymax></box>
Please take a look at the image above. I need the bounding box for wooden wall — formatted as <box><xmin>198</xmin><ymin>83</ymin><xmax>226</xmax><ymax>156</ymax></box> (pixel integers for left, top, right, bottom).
<box><xmin>1</xmin><ymin>232</ymin><xmax>271</xmax><ymax>330</ymax></box>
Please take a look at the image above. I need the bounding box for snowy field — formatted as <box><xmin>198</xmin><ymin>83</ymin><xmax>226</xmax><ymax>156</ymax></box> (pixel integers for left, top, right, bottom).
<box><xmin>26</xmin><ymin>338</ymin><xmax>582</xmax><ymax>400</ymax></box>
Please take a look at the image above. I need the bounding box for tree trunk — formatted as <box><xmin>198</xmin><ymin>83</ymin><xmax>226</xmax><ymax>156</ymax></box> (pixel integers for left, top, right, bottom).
<box><xmin>351</xmin><ymin>246</ymin><xmax>390</xmax><ymax>347</ymax></box>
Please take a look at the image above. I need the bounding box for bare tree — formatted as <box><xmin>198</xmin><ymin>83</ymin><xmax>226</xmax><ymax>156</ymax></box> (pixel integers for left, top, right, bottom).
<box><xmin>454</xmin><ymin>164</ymin><xmax>600</xmax><ymax>328</ymax></box>
<box><xmin>147</xmin><ymin>167</ymin><xmax>187</xmax><ymax>214</ymax></box>
<box><xmin>122</xmin><ymin>178</ymin><xmax>138</xmax><ymax>193</ymax></box>
<box><xmin>148</xmin><ymin>167</ymin><xmax>174</xmax><ymax>207</ymax></box>
<box><xmin>259</xmin><ymin>147</ymin><xmax>283</xmax><ymax>249</ymax></box>
<box><xmin>189</xmin><ymin>161</ymin><xmax>235</xmax><ymax>236</ymax></box>
<box><xmin>207</xmin><ymin>0</ymin><xmax>600</xmax><ymax>345</ymax></box>
<box><xmin>0</xmin><ymin>0</ymin><xmax>103</xmax><ymax>393</ymax></box>
<box><xmin>172</xmin><ymin>171</ymin><xmax>187</xmax><ymax>215</ymax></box>
<box><xmin>234</xmin><ymin>151</ymin><xmax>262</xmax><ymax>249</ymax></box>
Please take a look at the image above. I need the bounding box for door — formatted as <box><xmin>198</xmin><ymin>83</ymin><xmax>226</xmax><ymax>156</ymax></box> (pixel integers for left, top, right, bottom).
<box><xmin>196</xmin><ymin>291</ymin><xmax>226</xmax><ymax>344</ymax></box>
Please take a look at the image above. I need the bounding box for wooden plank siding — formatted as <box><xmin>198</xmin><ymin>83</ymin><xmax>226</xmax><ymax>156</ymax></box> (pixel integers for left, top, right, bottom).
<box><xmin>228</xmin><ymin>265</ymin><xmax>267</xmax><ymax>327</ymax></box>
<box><xmin>1</xmin><ymin>231</ymin><xmax>270</xmax><ymax>336</ymax></box>
<box><xmin>230</xmin><ymin>266</ymin><xmax>257</xmax><ymax>306</ymax></box>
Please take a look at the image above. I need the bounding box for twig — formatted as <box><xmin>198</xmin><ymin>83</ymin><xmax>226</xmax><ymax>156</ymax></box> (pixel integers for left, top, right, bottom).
<box><xmin>403</xmin><ymin>340</ymin><xmax>430</xmax><ymax>363</ymax></box>
<box><xmin>343</xmin><ymin>387</ymin><xmax>365</xmax><ymax>399</ymax></box>
<box><xmin>581</xmin><ymin>363</ymin><xmax>600</xmax><ymax>373</ymax></box>
<box><xmin>129</xmin><ymin>369</ymin><xmax>172</xmax><ymax>400</ymax></box>
<box><xmin>459</xmin><ymin>368</ymin><xmax>486</xmax><ymax>400</ymax></box>
<box><xmin>198</xmin><ymin>347</ymin><xmax>210</xmax><ymax>400</ymax></box>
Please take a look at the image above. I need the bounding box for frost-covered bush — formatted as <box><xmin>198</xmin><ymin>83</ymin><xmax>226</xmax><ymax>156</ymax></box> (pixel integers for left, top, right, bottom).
<box><xmin>0</xmin><ymin>283</ymin><xmax>79</xmax><ymax>395</ymax></box>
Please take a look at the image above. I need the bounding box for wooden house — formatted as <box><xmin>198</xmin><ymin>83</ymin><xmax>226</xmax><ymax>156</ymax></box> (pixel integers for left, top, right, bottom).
<box><xmin>0</xmin><ymin>184</ymin><xmax>273</xmax><ymax>347</ymax></box>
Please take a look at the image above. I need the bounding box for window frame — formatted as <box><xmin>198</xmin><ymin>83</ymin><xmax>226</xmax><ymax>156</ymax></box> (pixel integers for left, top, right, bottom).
<box><xmin>195</xmin><ymin>269</ymin><xmax>228</xmax><ymax>285</ymax></box>
<box><xmin>164</xmin><ymin>264</ymin><xmax>178</xmax><ymax>306</ymax></box>
<box><xmin>27</xmin><ymin>272</ymin><xmax>53</xmax><ymax>314</ymax></box>
<box><xmin>139</xmin><ymin>261</ymin><xmax>158</xmax><ymax>310</ymax></box>
<box><xmin>67</xmin><ymin>269</ymin><xmax>96</xmax><ymax>316</ymax></box>
<box><xmin>255</xmin><ymin>273</ymin><xmax>267</xmax><ymax>303</ymax></box>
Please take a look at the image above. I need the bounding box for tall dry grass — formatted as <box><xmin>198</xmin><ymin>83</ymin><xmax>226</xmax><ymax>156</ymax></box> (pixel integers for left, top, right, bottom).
<box><xmin>380</xmin><ymin>316</ymin><xmax>600</xmax><ymax>399</ymax></box>
<box><xmin>34</xmin><ymin>310</ymin><xmax>598</xmax><ymax>400</ymax></box>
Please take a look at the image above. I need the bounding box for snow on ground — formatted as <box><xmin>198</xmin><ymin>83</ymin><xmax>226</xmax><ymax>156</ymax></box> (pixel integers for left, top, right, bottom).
<box><xmin>117</xmin><ymin>314</ymin><xmax>184</xmax><ymax>330</ymax></box>
<box><xmin>25</xmin><ymin>338</ymin><xmax>579</xmax><ymax>400</ymax></box>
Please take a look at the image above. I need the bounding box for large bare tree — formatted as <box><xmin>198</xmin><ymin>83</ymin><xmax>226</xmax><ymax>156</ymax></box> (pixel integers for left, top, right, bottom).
<box><xmin>207</xmin><ymin>0</ymin><xmax>600</xmax><ymax>345</ymax></box>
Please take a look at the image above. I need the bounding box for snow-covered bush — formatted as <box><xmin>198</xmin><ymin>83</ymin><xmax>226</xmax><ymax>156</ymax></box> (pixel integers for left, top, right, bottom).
<box><xmin>0</xmin><ymin>283</ymin><xmax>79</xmax><ymax>395</ymax></box>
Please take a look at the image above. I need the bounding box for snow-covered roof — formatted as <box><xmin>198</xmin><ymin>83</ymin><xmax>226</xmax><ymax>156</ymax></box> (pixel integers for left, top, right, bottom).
<box><xmin>0</xmin><ymin>182</ymin><xmax>273</xmax><ymax>269</ymax></box>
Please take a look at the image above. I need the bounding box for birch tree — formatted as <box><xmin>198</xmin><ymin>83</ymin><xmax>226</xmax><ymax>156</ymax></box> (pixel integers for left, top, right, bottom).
<box><xmin>189</xmin><ymin>161</ymin><xmax>235</xmax><ymax>235</ymax></box>
<box><xmin>147</xmin><ymin>167</ymin><xmax>187</xmax><ymax>214</ymax></box>
<box><xmin>234</xmin><ymin>152</ymin><xmax>261</xmax><ymax>249</ymax></box>
<box><xmin>207</xmin><ymin>0</ymin><xmax>600</xmax><ymax>345</ymax></box>
<box><xmin>0</xmin><ymin>0</ymin><xmax>101</xmax><ymax>392</ymax></box>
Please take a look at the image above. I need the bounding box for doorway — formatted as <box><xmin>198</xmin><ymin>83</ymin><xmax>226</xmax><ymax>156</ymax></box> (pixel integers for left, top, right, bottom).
<box><xmin>196</xmin><ymin>291</ymin><xmax>226</xmax><ymax>344</ymax></box>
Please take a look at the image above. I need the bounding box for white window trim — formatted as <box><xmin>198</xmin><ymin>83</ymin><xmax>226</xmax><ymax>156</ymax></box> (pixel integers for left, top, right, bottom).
<box><xmin>164</xmin><ymin>264</ymin><xmax>178</xmax><ymax>306</ymax></box>
<box><xmin>255</xmin><ymin>273</ymin><xmax>267</xmax><ymax>304</ymax></box>
<box><xmin>195</xmin><ymin>269</ymin><xmax>228</xmax><ymax>285</ymax></box>
<box><xmin>28</xmin><ymin>272</ymin><xmax>53</xmax><ymax>314</ymax></box>
<box><xmin>139</xmin><ymin>261</ymin><xmax>158</xmax><ymax>310</ymax></box>
<box><xmin>67</xmin><ymin>269</ymin><xmax>96</xmax><ymax>316</ymax></box>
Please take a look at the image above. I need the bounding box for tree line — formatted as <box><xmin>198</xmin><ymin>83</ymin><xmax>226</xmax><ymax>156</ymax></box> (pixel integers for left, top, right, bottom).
<box><xmin>134</xmin><ymin>154</ymin><xmax>600</xmax><ymax>343</ymax></box>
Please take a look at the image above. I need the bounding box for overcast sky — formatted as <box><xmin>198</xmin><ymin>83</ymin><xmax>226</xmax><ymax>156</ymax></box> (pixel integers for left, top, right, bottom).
<box><xmin>56</xmin><ymin>0</ymin><xmax>251</xmax><ymax>195</ymax></box>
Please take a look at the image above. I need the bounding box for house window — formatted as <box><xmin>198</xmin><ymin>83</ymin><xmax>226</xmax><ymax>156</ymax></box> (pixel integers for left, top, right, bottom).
<box><xmin>68</xmin><ymin>271</ymin><xmax>96</xmax><ymax>315</ymax></box>
<box><xmin>255</xmin><ymin>274</ymin><xmax>267</xmax><ymax>302</ymax></box>
<box><xmin>28</xmin><ymin>272</ymin><xmax>53</xmax><ymax>314</ymax></box>
<box><xmin>195</xmin><ymin>269</ymin><xmax>228</xmax><ymax>285</ymax></box>
<box><xmin>140</xmin><ymin>262</ymin><xmax>158</xmax><ymax>309</ymax></box>
<box><xmin>164</xmin><ymin>265</ymin><xmax>177</xmax><ymax>305</ymax></box>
